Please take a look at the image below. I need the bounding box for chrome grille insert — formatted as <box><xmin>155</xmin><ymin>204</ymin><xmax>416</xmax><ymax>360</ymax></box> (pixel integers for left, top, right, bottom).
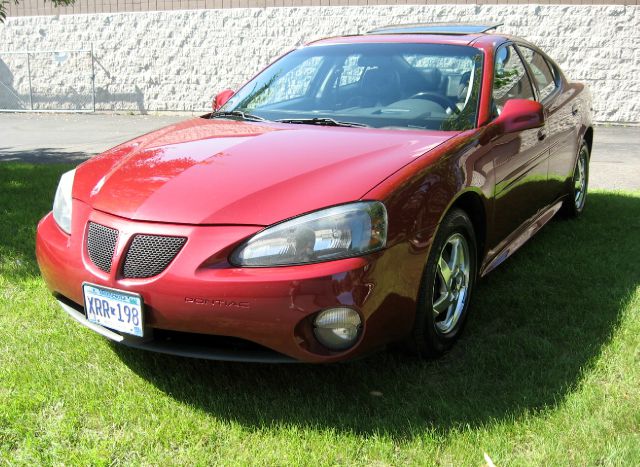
<box><xmin>86</xmin><ymin>222</ymin><xmax>119</xmax><ymax>273</ymax></box>
<box><xmin>123</xmin><ymin>234</ymin><xmax>186</xmax><ymax>279</ymax></box>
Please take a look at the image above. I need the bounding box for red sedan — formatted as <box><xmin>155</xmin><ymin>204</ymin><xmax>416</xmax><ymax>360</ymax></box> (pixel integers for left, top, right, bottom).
<box><xmin>36</xmin><ymin>23</ymin><xmax>593</xmax><ymax>363</ymax></box>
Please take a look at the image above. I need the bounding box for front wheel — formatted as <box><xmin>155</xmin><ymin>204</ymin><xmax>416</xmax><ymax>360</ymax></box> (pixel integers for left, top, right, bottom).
<box><xmin>412</xmin><ymin>209</ymin><xmax>477</xmax><ymax>357</ymax></box>
<box><xmin>562</xmin><ymin>141</ymin><xmax>590</xmax><ymax>218</ymax></box>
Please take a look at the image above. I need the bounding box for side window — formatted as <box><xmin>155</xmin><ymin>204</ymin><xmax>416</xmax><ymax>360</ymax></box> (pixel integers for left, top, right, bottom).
<box><xmin>338</xmin><ymin>55</ymin><xmax>365</xmax><ymax>87</ymax></box>
<box><xmin>518</xmin><ymin>46</ymin><xmax>558</xmax><ymax>101</ymax></box>
<box><xmin>492</xmin><ymin>44</ymin><xmax>535</xmax><ymax>115</ymax></box>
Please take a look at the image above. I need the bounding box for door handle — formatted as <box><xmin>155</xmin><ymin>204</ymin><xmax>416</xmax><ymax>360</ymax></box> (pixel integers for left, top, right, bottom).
<box><xmin>537</xmin><ymin>129</ymin><xmax>547</xmax><ymax>141</ymax></box>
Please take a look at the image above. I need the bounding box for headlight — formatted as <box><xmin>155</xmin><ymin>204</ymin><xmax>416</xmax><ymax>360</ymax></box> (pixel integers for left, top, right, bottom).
<box><xmin>52</xmin><ymin>169</ymin><xmax>75</xmax><ymax>234</ymax></box>
<box><xmin>230</xmin><ymin>201</ymin><xmax>387</xmax><ymax>267</ymax></box>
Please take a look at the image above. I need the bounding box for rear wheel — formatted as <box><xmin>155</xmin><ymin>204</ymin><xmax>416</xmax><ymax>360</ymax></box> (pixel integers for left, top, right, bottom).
<box><xmin>413</xmin><ymin>209</ymin><xmax>477</xmax><ymax>357</ymax></box>
<box><xmin>562</xmin><ymin>141</ymin><xmax>589</xmax><ymax>218</ymax></box>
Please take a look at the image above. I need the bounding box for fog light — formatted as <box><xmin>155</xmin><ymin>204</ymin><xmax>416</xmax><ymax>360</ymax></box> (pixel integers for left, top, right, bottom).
<box><xmin>313</xmin><ymin>307</ymin><xmax>362</xmax><ymax>351</ymax></box>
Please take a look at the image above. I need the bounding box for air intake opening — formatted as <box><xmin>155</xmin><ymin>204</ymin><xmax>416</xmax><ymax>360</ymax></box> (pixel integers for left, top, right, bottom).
<box><xmin>86</xmin><ymin>222</ymin><xmax>119</xmax><ymax>273</ymax></box>
<box><xmin>122</xmin><ymin>234</ymin><xmax>186</xmax><ymax>279</ymax></box>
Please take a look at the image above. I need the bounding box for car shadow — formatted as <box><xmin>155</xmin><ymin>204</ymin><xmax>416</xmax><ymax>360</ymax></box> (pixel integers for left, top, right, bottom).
<box><xmin>111</xmin><ymin>191</ymin><xmax>640</xmax><ymax>438</ymax></box>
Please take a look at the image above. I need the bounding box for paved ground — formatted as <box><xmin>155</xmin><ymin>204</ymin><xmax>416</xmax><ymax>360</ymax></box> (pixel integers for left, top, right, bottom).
<box><xmin>0</xmin><ymin>113</ymin><xmax>638</xmax><ymax>190</ymax></box>
<box><xmin>589</xmin><ymin>126</ymin><xmax>640</xmax><ymax>191</ymax></box>
<box><xmin>0</xmin><ymin>113</ymin><xmax>185</xmax><ymax>164</ymax></box>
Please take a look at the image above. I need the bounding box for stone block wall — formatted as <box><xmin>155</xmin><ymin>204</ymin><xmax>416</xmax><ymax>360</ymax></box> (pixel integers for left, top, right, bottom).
<box><xmin>0</xmin><ymin>5</ymin><xmax>638</xmax><ymax>122</ymax></box>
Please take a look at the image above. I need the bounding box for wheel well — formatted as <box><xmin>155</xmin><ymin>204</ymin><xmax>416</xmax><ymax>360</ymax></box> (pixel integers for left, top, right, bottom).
<box><xmin>450</xmin><ymin>192</ymin><xmax>487</xmax><ymax>258</ymax></box>
<box><xmin>584</xmin><ymin>127</ymin><xmax>594</xmax><ymax>156</ymax></box>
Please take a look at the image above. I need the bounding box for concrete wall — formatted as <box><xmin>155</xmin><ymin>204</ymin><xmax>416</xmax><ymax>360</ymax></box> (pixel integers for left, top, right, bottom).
<box><xmin>0</xmin><ymin>5</ymin><xmax>638</xmax><ymax>122</ymax></box>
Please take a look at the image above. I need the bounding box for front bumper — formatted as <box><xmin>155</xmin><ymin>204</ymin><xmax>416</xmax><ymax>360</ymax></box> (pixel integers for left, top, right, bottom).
<box><xmin>55</xmin><ymin>297</ymin><xmax>296</xmax><ymax>362</ymax></box>
<box><xmin>36</xmin><ymin>201</ymin><xmax>414</xmax><ymax>363</ymax></box>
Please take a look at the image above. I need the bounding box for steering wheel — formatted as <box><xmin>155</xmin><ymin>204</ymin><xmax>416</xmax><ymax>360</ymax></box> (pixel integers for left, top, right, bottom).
<box><xmin>408</xmin><ymin>92</ymin><xmax>461</xmax><ymax>114</ymax></box>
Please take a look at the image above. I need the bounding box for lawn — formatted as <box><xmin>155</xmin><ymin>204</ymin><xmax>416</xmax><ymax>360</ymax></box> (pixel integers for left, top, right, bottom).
<box><xmin>0</xmin><ymin>162</ymin><xmax>638</xmax><ymax>465</ymax></box>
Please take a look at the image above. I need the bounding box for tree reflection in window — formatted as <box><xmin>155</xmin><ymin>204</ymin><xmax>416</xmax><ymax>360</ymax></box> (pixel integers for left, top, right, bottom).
<box><xmin>492</xmin><ymin>45</ymin><xmax>535</xmax><ymax>115</ymax></box>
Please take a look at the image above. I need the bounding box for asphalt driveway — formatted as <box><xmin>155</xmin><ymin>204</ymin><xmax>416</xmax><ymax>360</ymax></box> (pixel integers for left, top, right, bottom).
<box><xmin>0</xmin><ymin>113</ymin><xmax>638</xmax><ymax>191</ymax></box>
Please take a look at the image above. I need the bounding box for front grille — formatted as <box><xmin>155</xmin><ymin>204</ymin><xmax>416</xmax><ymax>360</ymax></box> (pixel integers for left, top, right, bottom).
<box><xmin>122</xmin><ymin>234</ymin><xmax>186</xmax><ymax>279</ymax></box>
<box><xmin>86</xmin><ymin>222</ymin><xmax>119</xmax><ymax>273</ymax></box>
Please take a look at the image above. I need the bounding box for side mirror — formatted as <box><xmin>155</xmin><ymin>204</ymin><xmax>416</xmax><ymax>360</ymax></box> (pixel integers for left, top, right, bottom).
<box><xmin>213</xmin><ymin>89</ymin><xmax>235</xmax><ymax>111</ymax></box>
<box><xmin>493</xmin><ymin>99</ymin><xmax>544</xmax><ymax>134</ymax></box>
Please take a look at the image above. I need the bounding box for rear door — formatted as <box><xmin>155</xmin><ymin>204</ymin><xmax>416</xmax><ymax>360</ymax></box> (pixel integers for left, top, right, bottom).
<box><xmin>489</xmin><ymin>43</ymin><xmax>551</xmax><ymax>245</ymax></box>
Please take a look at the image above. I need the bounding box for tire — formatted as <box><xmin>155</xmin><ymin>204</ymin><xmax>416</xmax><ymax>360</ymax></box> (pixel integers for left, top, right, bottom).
<box><xmin>412</xmin><ymin>209</ymin><xmax>478</xmax><ymax>357</ymax></box>
<box><xmin>562</xmin><ymin>140</ymin><xmax>590</xmax><ymax>218</ymax></box>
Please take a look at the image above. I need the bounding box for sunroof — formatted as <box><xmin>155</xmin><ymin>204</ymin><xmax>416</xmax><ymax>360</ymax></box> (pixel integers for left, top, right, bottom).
<box><xmin>367</xmin><ymin>23</ymin><xmax>503</xmax><ymax>35</ymax></box>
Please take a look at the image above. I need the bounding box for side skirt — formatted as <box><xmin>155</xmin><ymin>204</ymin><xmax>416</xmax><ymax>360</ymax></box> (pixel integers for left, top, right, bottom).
<box><xmin>480</xmin><ymin>199</ymin><xmax>564</xmax><ymax>277</ymax></box>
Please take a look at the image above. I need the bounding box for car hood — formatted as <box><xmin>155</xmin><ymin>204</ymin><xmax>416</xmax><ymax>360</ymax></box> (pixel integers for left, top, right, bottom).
<box><xmin>74</xmin><ymin>117</ymin><xmax>456</xmax><ymax>225</ymax></box>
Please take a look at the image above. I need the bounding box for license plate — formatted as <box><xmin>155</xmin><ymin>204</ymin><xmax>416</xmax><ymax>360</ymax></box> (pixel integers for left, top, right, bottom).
<box><xmin>83</xmin><ymin>283</ymin><xmax>144</xmax><ymax>337</ymax></box>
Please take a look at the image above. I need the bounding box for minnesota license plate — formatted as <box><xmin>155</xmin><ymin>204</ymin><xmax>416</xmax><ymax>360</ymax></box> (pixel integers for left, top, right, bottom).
<box><xmin>83</xmin><ymin>283</ymin><xmax>144</xmax><ymax>337</ymax></box>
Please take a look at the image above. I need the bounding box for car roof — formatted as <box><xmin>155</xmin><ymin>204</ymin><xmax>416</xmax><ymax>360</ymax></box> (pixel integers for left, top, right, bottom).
<box><xmin>306</xmin><ymin>23</ymin><xmax>531</xmax><ymax>49</ymax></box>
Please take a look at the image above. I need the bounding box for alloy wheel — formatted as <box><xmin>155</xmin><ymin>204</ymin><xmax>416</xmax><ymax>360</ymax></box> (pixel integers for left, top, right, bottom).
<box><xmin>574</xmin><ymin>146</ymin><xmax>588</xmax><ymax>210</ymax></box>
<box><xmin>432</xmin><ymin>233</ymin><xmax>471</xmax><ymax>335</ymax></box>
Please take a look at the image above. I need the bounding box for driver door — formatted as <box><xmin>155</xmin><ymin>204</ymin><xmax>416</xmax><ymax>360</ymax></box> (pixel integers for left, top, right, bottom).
<box><xmin>488</xmin><ymin>44</ymin><xmax>551</xmax><ymax>246</ymax></box>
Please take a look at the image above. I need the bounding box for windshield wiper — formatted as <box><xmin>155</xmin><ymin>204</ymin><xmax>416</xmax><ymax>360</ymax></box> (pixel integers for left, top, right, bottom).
<box><xmin>210</xmin><ymin>110</ymin><xmax>267</xmax><ymax>122</ymax></box>
<box><xmin>276</xmin><ymin>117</ymin><xmax>368</xmax><ymax>128</ymax></box>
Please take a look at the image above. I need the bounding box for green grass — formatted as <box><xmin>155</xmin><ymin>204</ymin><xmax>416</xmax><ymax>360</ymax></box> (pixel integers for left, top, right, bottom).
<box><xmin>1</xmin><ymin>162</ymin><xmax>639</xmax><ymax>465</ymax></box>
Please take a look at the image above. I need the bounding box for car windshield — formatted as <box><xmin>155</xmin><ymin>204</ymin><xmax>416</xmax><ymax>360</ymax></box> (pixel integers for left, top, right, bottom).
<box><xmin>221</xmin><ymin>43</ymin><xmax>483</xmax><ymax>131</ymax></box>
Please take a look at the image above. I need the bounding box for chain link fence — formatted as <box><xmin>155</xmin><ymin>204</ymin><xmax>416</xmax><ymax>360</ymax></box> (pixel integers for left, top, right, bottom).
<box><xmin>0</xmin><ymin>48</ymin><xmax>95</xmax><ymax>112</ymax></box>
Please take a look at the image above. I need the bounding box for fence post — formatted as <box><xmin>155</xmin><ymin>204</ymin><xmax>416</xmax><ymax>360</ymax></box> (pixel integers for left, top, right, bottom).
<box><xmin>91</xmin><ymin>43</ymin><xmax>95</xmax><ymax>112</ymax></box>
<box><xmin>26</xmin><ymin>52</ymin><xmax>33</xmax><ymax>110</ymax></box>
